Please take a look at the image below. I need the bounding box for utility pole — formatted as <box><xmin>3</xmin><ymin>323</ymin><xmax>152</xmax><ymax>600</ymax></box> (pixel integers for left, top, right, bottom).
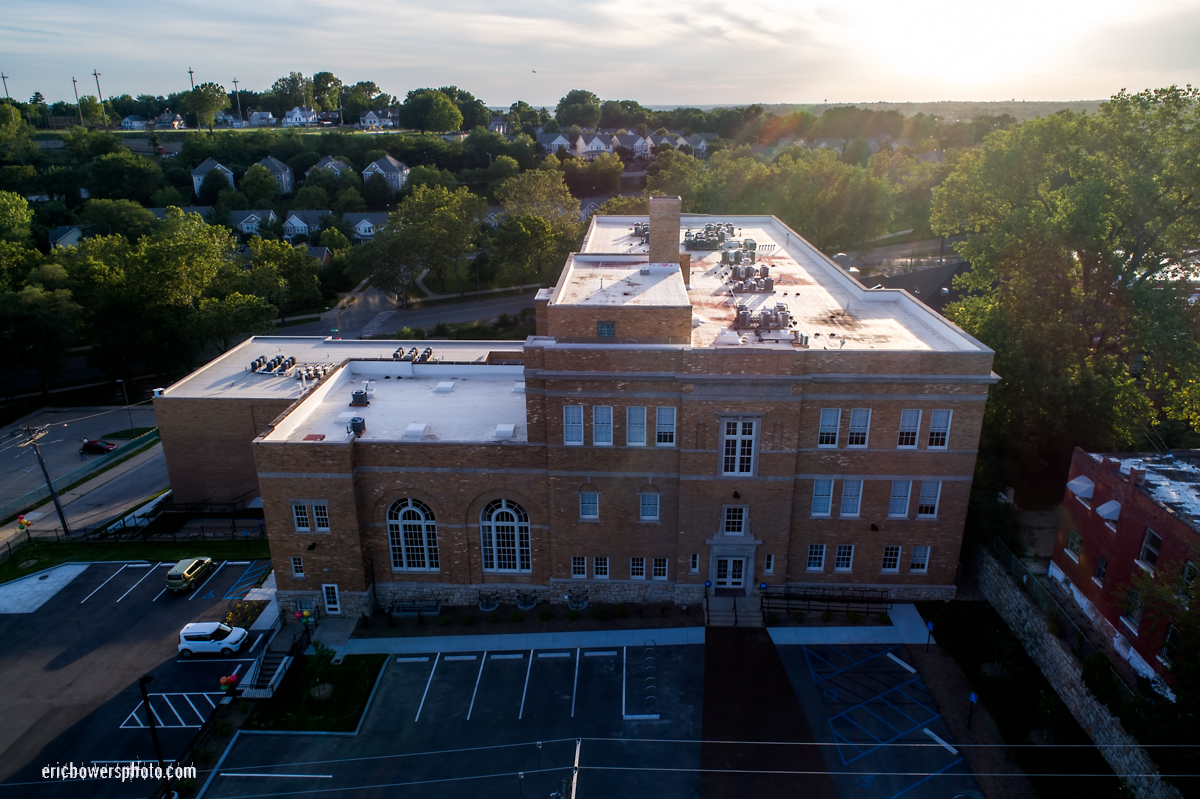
<box><xmin>232</xmin><ymin>78</ymin><xmax>243</xmax><ymax>123</ymax></box>
<box><xmin>138</xmin><ymin>676</ymin><xmax>170</xmax><ymax>794</ymax></box>
<box><xmin>188</xmin><ymin>67</ymin><xmax>195</xmax><ymax>90</ymax></box>
<box><xmin>71</xmin><ymin>77</ymin><xmax>83</xmax><ymax>125</ymax></box>
<box><xmin>92</xmin><ymin>70</ymin><xmax>108</xmax><ymax>130</ymax></box>
<box><xmin>20</xmin><ymin>426</ymin><xmax>71</xmax><ymax>536</ymax></box>
<box><xmin>116</xmin><ymin>379</ymin><xmax>135</xmax><ymax>432</ymax></box>
<box><xmin>0</xmin><ymin>73</ymin><xmax>15</xmax><ymax>125</ymax></box>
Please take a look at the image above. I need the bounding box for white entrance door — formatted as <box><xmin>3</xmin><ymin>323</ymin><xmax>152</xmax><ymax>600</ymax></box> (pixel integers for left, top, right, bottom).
<box><xmin>322</xmin><ymin>584</ymin><xmax>340</xmax><ymax>615</ymax></box>
<box><xmin>715</xmin><ymin>557</ymin><xmax>745</xmax><ymax>588</ymax></box>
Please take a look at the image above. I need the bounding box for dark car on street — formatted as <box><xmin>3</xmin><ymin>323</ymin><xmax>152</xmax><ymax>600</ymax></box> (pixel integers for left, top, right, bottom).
<box><xmin>79</xmin><ymin>440</ymin><xmax>119</xmax><ymax>455</ymax></box>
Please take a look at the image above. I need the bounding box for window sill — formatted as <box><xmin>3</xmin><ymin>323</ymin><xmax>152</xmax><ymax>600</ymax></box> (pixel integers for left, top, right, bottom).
<box><xmin>896</xmin><ymin>445</ymin><xmax>918</xmax><ymax>450</ymax></box>
<box><xmin>1076</xmin><ymin>497</ymin><xmax>1091</xmax><ymax>510</ymax></box>
<box><xmin>652</xmin><ymin>577</ymin><xmax>668</xmax><ymax>581</ymax></box>
<box><xmin>916</xmin><ymin>515</ymin><xmax>938</xmax><ymax>521</ymax></box>
<box><xmin>1064</xmin><ymin>549</ymin><xmax>1080</xmax><ymax>564</ymax></box>
<box><xmin>1135</xmin><ymin>559</ymin><xmax>1155</xmax><ymax>575</ymax></box>
<box><xmin>817</xmin><ymin>444</ymin><xmax>838</xmax><ymax>450</ymax></box>
<box><xmin>593</xmin><ymin>575</ymin><xmax>609</xmax><ymax>580</ymax></box>
<box><xmin>909</xmin><ymin>568</ymin><xmax>928</xmax><ymax>575</ymax></box>
<box><xmin>578</xmin><ymin>517</ymin><xmax>601</xmax><ymax>523</ymax></box>
<box><xmin>626</xmin><ymin>442</ymin><xmax>646</xmax><ymax>447</ymax></box>
<box><xmin>840</xmin><ymin>514</ymin><xmax>860</xmax><ymax>520</ymax></box>
<box><xmin>571</xmin><ymin>574</ymin><xmax>586</xmax><ymax>579</ymax></box>
<box><xmin>292</xmin><ymin>574</ymin><xmax>306</xmax><ymax>580</ymax></box>
<box><xmin>1092</xmin><ymin>577</ymin><xmax>1104</xmax><ymax>587</ymax></box>
<box><xmin>834</xmin><ymin>568</ymin><xmax>853</xmax><ymax>573</ymax></box>
<box><xmin>806</xmin><ymin>567</ymin><xmax>824</xmax><ymax>572</ymax></box>
<box><xmin>564</xmin><ymin>441</ymin><xmax>584</xmax><ymax>447</ymax></box>
<box><xmin>1120</xmin><ymin>616</ymin><xmax>1140</xmax><ymax>636</ymax></box>
<box><xmin>810</xmin><ymin>514</ymin><xmax>832</xmax><ymax>520</ymax></box>
<box><xmin>881</xmin><ymin>569</ymin><xmax>899</xmax><ymax>574</ymax></box>
<box><xmin>593</xmin><ymin>442</ymin><xmax>613</xmax><ymax>447</ymax></box>
<box><xmin>294</xmin><ymin>530</ymin><xmax>331</xmax><ymax>535</ymax></box>
<box><xmin>630</xmin><ymin>576</ymin><xmax>646</xmax><ymax>581</ymax></box>
<box><xmin>887</xmin><ymin>515</ymin><xmax>909</xmax><ymax>521</ymax></box>
<box><xmin>639</xmin><ymin>519</ymin><xmax>660</xmax><ymax>524</ymax></box>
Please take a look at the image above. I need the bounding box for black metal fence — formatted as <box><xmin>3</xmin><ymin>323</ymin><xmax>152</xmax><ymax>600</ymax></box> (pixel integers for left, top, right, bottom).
<box><xmin>760</xmin><ymin>585</ymin><xmax>893</xmax><ymax>623</ymax></box>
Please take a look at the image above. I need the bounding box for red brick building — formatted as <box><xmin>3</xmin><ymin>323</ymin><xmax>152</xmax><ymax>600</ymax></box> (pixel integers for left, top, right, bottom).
<box><xmin>1050</xmin><ymin>447</ymin><xmax>1200</xmax><ymax>682</ymax></box>
<box><xmin>155</xmin><ymin>198</ymin><xmax>998</xmax><ymax>620</ymax></box>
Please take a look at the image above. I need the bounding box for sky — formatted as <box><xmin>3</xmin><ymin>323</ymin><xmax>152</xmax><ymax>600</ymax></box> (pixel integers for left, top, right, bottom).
<box><xmin>3</xmin><ymin>0</ymin><xmax>1200</xmax><ymax>107</ymax></box>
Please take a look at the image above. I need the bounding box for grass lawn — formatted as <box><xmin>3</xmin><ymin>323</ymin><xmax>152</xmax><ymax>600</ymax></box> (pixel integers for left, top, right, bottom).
<box><xmin>244</xmin><ymin>654</ymin><xmax>387</xmax><ymax>732</ymax></box>
<box><xmin>0</xmin><ymin>538</ymin><xmax>272</xmax><ymax>585</ymax></box>
<box><xmin>99</xmin><ymin>427</ymin><xmax>157</xmax><ymax>439</ymax></box>
<box><xmin>916</xmin><ymin>601</ymin><xmax>1123</xmax><ymax>798</ymax></box>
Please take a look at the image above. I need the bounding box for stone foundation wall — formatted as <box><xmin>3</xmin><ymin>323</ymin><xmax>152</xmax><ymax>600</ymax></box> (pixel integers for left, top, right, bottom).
<box><xmin>277</xmin><ymin>590</ymin><xmax>371</xmax><ymax>622</ymax></box>
<box><xmin>974</xmin><ymin>546</ymin><xmax>1179</xmax><ymax>799</ymax></box>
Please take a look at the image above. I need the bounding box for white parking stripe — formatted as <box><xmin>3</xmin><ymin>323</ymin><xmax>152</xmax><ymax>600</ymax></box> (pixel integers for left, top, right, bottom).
<box><xmin>491</xmin><ymin>653</ymin><xmax>523</xmax><ymax>660</ymax></box>
<box><xmin>414</xmin><ymin>653</ymin><xmax>440</xmax><ymax>722</ymax></box>
<box><xmin>232</xmin><ymin>664</ymin><xmax>243</xmax><ymax>677</ymax></box>
<box><xmin>247</xmin><ymin>634</ymin><xmax>264</xmax><ymax>654</ymax></box>
<box><xmin>887</xmin><ymin>652</ymin><xmax>917</xmax><ymax>674</ymax></box>
<box><xmin>81</xmin><ymin>565</ymin><xmax>128</xmax><ymax>603</ymax></box>
<box><xmin>537</xmin><ymin>652</ymin><xmax>571</xmax><ymax>658</ymax></box>
<box><xmin>147</xmin><ymin>702</ymin><xmax>165</xmax><ymax>728</ymax></box>
<box><xmin>572</xmin><ymin>647</ymin><xmax>580</xmax><ymax>718</ymax></box>
<box><xmin>183</xmin><ymin>695</ymin><xmax>202</xmax><ymax>719</ymax></box>
<box><xmin>152</xmin><ymin>587</ymin><xmax>168</xmax><ymax>602</ymax></box>
<box><xmin>188</xmin><ymin>561</ymin><xmax>227</xmax><ymax>600</ymax></box>
<box><xmin>923</xmin><ymin>728</ymin><xmax>959</xmax><ymax>754</ymax></box>
<box><xmin>396</xmin><ymin>656</ymin><xmax>429</xmax><ymax>663</ymax></box>
<box><xmin>122</xmin><ymin>702</ymin><xmax>146</xmax><ymax>729</ymax></box>
<box><xmin>518</xmin><ymin>649</ymin><xmax>533</xmax><ymax>720</ymax></box>
<box><xmin>162</xmin><ymin>696</ymin><xmax>187</xmax><ymax>727</ymax></box>
<box><xmin>116</xmin><ymin>564</ymin><xmax>165</xmax><ymax>602</ymax></box>
<box><xmin>467</xmin><ymin>651</ymin><xmax>487</xmax><ymax>720</ymax></box>
<box><xmin>444</xmin><ymin>655</ymin><xmax>477</xmax><ymax>661</ymax></box>
<box><xmin>585</xmin><ymin>650</ymin><xmax>617</xmax><ymax>657</ymax></box>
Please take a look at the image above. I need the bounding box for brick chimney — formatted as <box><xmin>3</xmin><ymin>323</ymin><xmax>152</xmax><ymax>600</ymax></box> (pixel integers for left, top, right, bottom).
<box><xmin>648</xmin><ymin>195</ymin><xmax>682</xmax><ymax>265</ymax></box>
<box><xmin>1129</xmin><ymin>467</ymin><xmax>1144</xmax><ymax>486</ymax></box>
<box><xmin>680</xmin><ymin>253</ymin><xmax>691</xmax><ymax>287</ymax></box>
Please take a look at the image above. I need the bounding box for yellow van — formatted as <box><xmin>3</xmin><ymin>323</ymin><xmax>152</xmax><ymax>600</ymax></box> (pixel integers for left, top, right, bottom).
<box><xmin>166</xmin><ymin>557</ymin><xmax>213</xmax><ymax>592</ymax></box>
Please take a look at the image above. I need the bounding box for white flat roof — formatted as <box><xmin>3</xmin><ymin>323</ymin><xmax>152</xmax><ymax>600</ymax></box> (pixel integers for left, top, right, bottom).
<box><xmin>163</xmin><ymin>337</ymin><xmax>521</xmax><ymax>400</ymax></box>
<box><xmin>573</xmin><ymin>215</ymin><xmax>986</xmax><ymax>352</ymax></box>
<box><xmin>263</xmin><ymin>360</ymin><xmax>528</xmax><ymax>444</ymax></box>
<box><xmin>555</xmin><ymin>260</ymin><xmax>690</xmax><ymax>307</ymax></box>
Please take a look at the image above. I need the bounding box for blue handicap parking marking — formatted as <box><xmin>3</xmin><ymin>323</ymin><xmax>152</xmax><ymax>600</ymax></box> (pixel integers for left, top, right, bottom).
<box><xmin>804</xmin><ymin>643</ymin><xmax>902</xmax><ymax>684</ymax></box>
<box><xmin>222</xmin><ymin>560</ymin><xmax>272</xmax><ymax>600</ymax></box>
<box><xmin>202</xmin><ymin>591</ymin><xmax>215</xmax><ymax>599</ymax></box>
<box><xmin>856</xmin><ymin>774</ymin><xmax>875</xmax><ymax>789</ymax></box>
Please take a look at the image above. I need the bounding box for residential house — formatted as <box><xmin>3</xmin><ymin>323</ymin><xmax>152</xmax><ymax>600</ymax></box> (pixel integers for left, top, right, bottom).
<box><xmin>256</xmin><ymin>156</ymin><xmax>294</xmax><ymax>194</ymax></box>
<box><xmin>647</xmin><ymin>133</ymin><xmax>682</xmax><ymax>153</ymax></box>
<box><xmin>120</xmin><ymin>115</ymin><xmax>147</xmax><ymax>131</ymax></box>
<box><xmin>574</xmin><ymin>133</ymin><xmax>613</xmax><ymax>161</ymax></box>
<box><xmin>316</xmin><ymin>111</ymin><xmax>341</xmax><ymax>126</ymax></box>
<box><xmin>148</xmin><ymin>206</ymin><xmax>214</xmax><ymax>220</ymax></box>
<box><xmin>302</xmin><ymin>245</ymin><xmax>332</xmax><ymax>266</ymax></box>
<box><xmin>282</xmin><ymin>210</ymin><xmax>330</xmax><ymax>239</ymax></box>
<box><xmin>154</xmin><ymin>112</ymin><xmax>186</xmax><ymax>130</ymax></box>
<box><xmin>214</xmin><ymin>111</ymin><xmax>245</xmax><ymax>129</ymax></box>
<box><xmin>1049</xmin><ymin>448</ymin><xmax>1200</xmax><ymax>688</ymax></box>
<box><xmin>248</xmin><ymin>111</ymin><xmax>277</xmax><ymax>127</ymax></box>
<box><xmin>191</xmin><ymin>159</ymin><xmax>234</xmax><ymax>195</ymax></box>
<box><xmin>48</xmin><ymin>226</ymin><xmax>83</xmax><ymax>248</ymax></box>
<box><xmin>682</xmin><ymin>135</ymin><xmax>714</xmax><ymax>158</ymax></box>
<box><xmin>807</xmin><ymin>137</ymin><xmax>846</xmax><ymax>155</ymax></box>
<box><xmin>611</xmin><ymin>133</ymin><xmax>650</xmax><ymax>158</ymax></box>
<box><xmin>150</xmin><ymin>197</ymin><xmax>997</xmax><ymax>622</ymax></box>
<box><xmin>306</xmin><ymin>156</ymin><xmax>353</xmax><ymax>179</ymax></box>
<box><xmin>536</xmin><ymin>133</ymin><xmax>572</xmax><ymax>157</ymax></box>
<box><xmin>484</xmin><ymin>206</ymin><xmax>506</xmax><ymax>227</ymax></box>
<box><xmin>341</xmin><ymin>212</ymin><xmax>389</xmax><ymax>243</ymax></box>
<box><xmin>918</xmin><ymin>150</ymin><xmax>945</xmax><ymax>164</ymax></box>
<box><xmin>283</xmin><ymin>107</ymin><xmax>317</xmax><ymax>127</ymax></box>
<box><xmin>227</xmin><ymin>210</ymin><xmax>279</xmax><ymax>236</ymax></box>
<box><xmin>488</xmin><ymin>116</ymin><xmax>510</xmax><ymax>135</ymax></box>
<box><xmin>362</xmin><ymin>155</ymin><xmax>409</xmax><ymax>195</ymax></box>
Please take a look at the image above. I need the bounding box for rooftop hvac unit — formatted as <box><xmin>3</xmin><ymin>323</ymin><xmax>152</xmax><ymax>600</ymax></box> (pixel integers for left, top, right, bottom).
<box><xmin>363</xmin><ymin>380</ymin><xmax>376</xmax><ymax>398</ymax></box>
<box><xmin>435</xmin><ymin>382</ymin><xmax>455</xmax><ymax>393</ymax></box>
<box><xmin>392</xmin><ymin>348</ymin><xmax>405</xmax><ymax>360</ymax></box>
<box><xmin>744</xmin><ymin>238</ymin><xmax>757</xmax><ymax>250</ymax></box>
<box><xmin>736</xmin><ymin>306</ymin><xmax>751</xmax><ymax>328</ymax></box>
<box><xmin>732</xmin><ymin>250</ymin><xmax>742</xmax><ymax>264</ymax></box>
<box><xmin>759</xmin><ymin>264</ymin><xmax>769</xmax><ymax>278</ymax></box>
<box><xmin>349</xmin><ymin>417</ymin><xmax>366</xmax><ymax>437</ymax></box>
<box><xmin>748</xmin><ymin>250</ymin><xmax>757</xmax><ymax>264</ymax></box>
<box><xmin>494</xmin><ymin>423</ymin><xmax>516</xmax><ymax>440</ymax></box>
<box><xmin>350</xmin><ymin>390</ymin><xmax>368</xmax><ymax>406</ymax></box>
<box><xmin>764</xmin><ymin>277</ymin><xmax>774</xmax><ymax>291</ymax></box>
<box><xmin>402</xmin><ymin>348</ymin><xmax>417</xmax><ymax>361</ymax></box>
<box><xmin>405</xmin><ymin>423</ymin><xmax>427</xmax><ymax>440</ymax></box>
<box><xmin>721</xmin><ymin>250</ymin><xmax>731</xmax><ymax>265</ymax></box>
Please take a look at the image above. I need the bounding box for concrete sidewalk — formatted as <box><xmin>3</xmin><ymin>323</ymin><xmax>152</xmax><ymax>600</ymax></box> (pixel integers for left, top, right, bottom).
<box><xmin>766</xmin><ymin>603</ymin><xmax>934</xmax><ymax>646</ymax></box>
<box><xmin>339</xmin><ymin>625</ymin><xmax>705</xmax><ymax>655</ymax></box>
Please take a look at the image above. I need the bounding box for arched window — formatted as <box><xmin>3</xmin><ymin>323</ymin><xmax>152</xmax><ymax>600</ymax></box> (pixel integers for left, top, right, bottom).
<box><xmin>387</xmin><ymin>499</ymin><xmax>439</xmax><ymax>572</ymax></box>
<box><xmin>480</xmin><ymin>499</ymin><xmax>530</xmax><ymax>573</ymax></box>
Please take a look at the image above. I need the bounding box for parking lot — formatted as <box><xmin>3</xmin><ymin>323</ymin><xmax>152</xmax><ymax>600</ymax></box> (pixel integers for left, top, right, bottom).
<box><xmin>0</xmin><ymin>558</ymin><xmax>271</xmax><ymax>798</ymax></box>
<box><xmin>203</xmin><ymin>641</ymin><xmax>705</xmax><ymax>799</ymax></box>
<box><xmin>778</xmin><ymin>643</ymin><xmax>981</xmax><ymax>799</ymax></box>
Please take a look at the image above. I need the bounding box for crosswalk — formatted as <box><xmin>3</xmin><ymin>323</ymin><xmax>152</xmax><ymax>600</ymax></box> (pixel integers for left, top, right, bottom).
<box><xmin>358</xmin><ymin>311</ymin><xmax>395</xmax><ymax>338</ymax></box>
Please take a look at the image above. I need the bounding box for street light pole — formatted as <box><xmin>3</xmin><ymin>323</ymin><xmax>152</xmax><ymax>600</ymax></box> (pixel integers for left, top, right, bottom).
<box><xmin>232</xmin><ymin>79</ymin><xmax>243</xmax><ymax>123</ymax></box>
<box><xmin>188</xmin><ymin>67</ymin><xmax>195</xmax><ymax>90</ymax></box>
<box><xmin>116</xmin><ymin>379</ymin><xmax>134</xmax><ymax>432</ymax></box>
<box><xmin>71</xmin><ymin>77</ymin><xmax>83</xmax><ymax>126</ymax></box>
<box><xmin>138</xmin><ymin>676</ymin><xmax>170</xmax><ymax>794</ymax></box>
<box><xmin>20</xmin><ymin>426</ymin><xmax>71</xmax><ymax>536</ymax></box>
<box><xmin>92</xmin><ymin>70</ymin><xmax>109</xmax><ymax>130</ymax></box>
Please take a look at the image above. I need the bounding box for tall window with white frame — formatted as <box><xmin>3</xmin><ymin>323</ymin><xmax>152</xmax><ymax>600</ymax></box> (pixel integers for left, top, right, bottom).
<box><xmin>579</xmin><ymin>491</ymin><xmax>599</xmax><ymax>520</ymax></box>
<box><xmin>811</xmin><ymin>479</ymin><xmax>834</xmax><ymax>517</ymax></box>
<box><xmin>764</xmin><ymin>554</ymin><xmax>775</xmax><ymax>574</ymax></box>
<box><xmin>387</xmin><ymin>498</ymin><xmax>440</xmax><ymax>571</ymax></box>
<box><xmin>840</xmin><ymin>479</ymin><xmax>863</xmax><ymax>517</ymax></box>
<box><xmin>721</xmin><ymin>419</ymin><xmax>757</xmax><ymax>475</ymax></box>
<box><xmin>656</xmin><ymin>407</ymin><xmax>676</xmax><ymax>446</ymax></box>
<box><xmin>690</xmin><ymin>553</ymin><xmax>700</xmax><ymax>573</ymax></box>
<box><xmin>807</xmin><ymin>544</ymin><xmax>825</xmax><ymax>571</ymax></box>
<box><xmin>312</xmin><ymin>503</ymin><xmax>330</xmax><ymax>531</ymax></box>
<box><xmin>652</xmin><ymin>558</ymin><xmax>668</xmax><ymax>580</ymax></box>
<box><xmin>927</xmin><ymin>410</ymin><xmax>952</xmax><ymax>449</ymax></box>
<box><xmin>480</xmin><ymin>499</ymin><xmax>531</xmax><ymax>573</ymax></box>
<box><xmin>881</xmin><ymin>545</ymin><xmax>901</xmax><ymax>573</ymax></box>
<box><xmin>847</xmin><ymin>409</ymin><xmax>871</xmax><ymax>447</ymax></box>
<box><xmin>1139</xmin><ymin>529</ymin><xmax>1162</xmax><ymax>571</ymax></box>
<box><xmin>627</xmin><ymin>406</ymin><xmax>646</xmax><ymax>446</ymax></box>
<box><xmin>593</xmin><ymin>406</ymin><xmax>613</xmax><ymax>446</ymax></box>
<box><xmin>916</xmin><ymin>482</ymin><xmax>941</xmax><ymax>518</ymax></box>
<box><xmin>888</xmin><ymin>481</ymin><xmax>912</xmax><ymax>518</ymax></box>
<box><xmin>723</xmin><ymin>506</ymin><xmax>746</xmax><ymax>535</ymax></box>
<box><xmin>818</xmin><ymin>408</ymin><xmax>840</xmax><ymax>448</ymax></box>
<box><xmin>639</xmin><ymin>492</ymin><xmax>659</xmax><ymax>521</ymax></box>
<box><xmin>572</xmin><ymin>556</ymin><xmax>587</xmax><ymax>577</ymax></box>
<box><xmin>594</xmin><ymin>556</ymin><xmax>609</xmax><ymax>578</ymax></box>
<box><xmin>630</xmin><ymin>557</ymin><xmax>646</xmax><ymax>579</ymax></box>
<box><xmin>834</xmin><ymin>544</ymin><xmax>855</xmax><ymax>572</ymax></box>
<box><xmin>909</xmin><ymin>546</ymin><xmax>930</xmax><ymax>573</ymax></box>
<box><xmin>291</xmin><ymin>556</ymin><xmax>304</xmax><ymax>577</ymax></box>
<box><xmin>293</xmin><ymin>504</ymin><xmax>310</xmax><ymax>532</ymax></box>
<box><xmin>897</xmin><ymin>409</ymin><xmax>921</xmax><ymax>448</ymax></box>
<box><xmin>563</xmin><ymin>405</ymin><xmax>584</xmax><ymax>445</ymax></box>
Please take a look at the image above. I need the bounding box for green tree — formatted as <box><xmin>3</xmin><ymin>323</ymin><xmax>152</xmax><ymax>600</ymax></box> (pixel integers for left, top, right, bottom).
<box><xmin>150</xmin><ymin>185</ymin><xmax>186</xmax><ymax>207</ymax></box>
<box><xmin>245</xmin><ymin>236</ymin><xmax>322</xmax><ymax>319</ymax></box>
<box><xmin>0</xmin><ymin>277</ymin><xmax>80</xmax><ymax>396</ymax></box>
<box><xmin>492</xmin><ymin>215</ymin><xmax>555</xmax><ymax>289</ymax></box>
<box><xmin>292</xmin><ymin>184</ymin><xmax>331</xmax><ymax>210</ymax></box>
<box><xmin>398</xmin><ymin>89</ymin><xmax>463</xmax><ymax>134</ymax></box>
<box><xmin>0</xmin><ymin>191</ymin><xmax>34</xmax><ymax>244</ymax></box>
<box><xmin>332</xmin><ymin>187</ymin><xmax>366</xmax><ymax>214</ymax></box>
<box><xmin>311</xmin><ymin>72</ymin><xmax>343</xmax><ymax>112</ymax></box>
<box><xmin>266</xmin><ymin>72</ymin><xmax>311</xmax><ymax>116</ymax></box>
<box><xmin>196</xmin><ymin>292</ymin><xmax>276</xmax><ymax>352</ymax></box>
<box><xmin>86</xmin><ymin>151</ymin><xmax>164</xmax><ymax>205</ymax></box>
<box><xmin>197</xmin><ymin>168</ymin><xmax>232</xmax><ymax>205</ymax></box>
<box><xmin>932</xmin><ymin>87</ymin><xmax>1200</xmax><ymax>477</ymax></box>
<box><xmin>183</xmin><ymin>83</ymin><xmax>230</xmax><ymax>130</ymax></box>
<box><xmin>240</xmin><ymin>164</ymin><xmax>280</xmax><ymax>207</ymax></box>
<box><xmin>80</xmin><ymin>199</ymin><xmax>158</xmax><ymax>240</ymax></box>
<box><xmin>317</xmin><ymin>227</ymin><xmax>351</xmax><ymax>251</ymax></box>
<box><xmin>437</xmin><ymin>86</ymin><xmax>489</xmax><ymax>131</ymax></box>
<box><xmin>405</xmin><ymin>165</ymin><xmax>457</xmax><ymax>193</ymax></box>
<box><xmin>494</xmin><ymin>168</ymin><xmax>581</xmax><ymax>244</ymax></box>
<box><xmin>362</xmin><ymin>172</ymin><xmax>393</xmax><ymax>208</ymax></box>
<box><xmin>555</xmin><ymin>90</ymin><xmax>601</xmax><ymax>129</ymax></box>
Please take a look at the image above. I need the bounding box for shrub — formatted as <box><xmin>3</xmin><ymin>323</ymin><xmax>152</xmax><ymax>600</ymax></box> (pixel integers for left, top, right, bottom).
<box><xmin>615</xmin><ymin>604</ymin><xmax>629</xmax><ymax>619</ymax></box>
<box><xmin>463</xmin><ymin>614</ymin><xmax>476</xmax><ymax>626</ymax></box>
<box><xmin>214</xmin><ymin>719</ymin><xmax>231</xmax><ymax>735</ymax></box>
<box><xmin>567</xmin><ymin>609</ymin><xmax>580</xmax><ymax>620</ymax></box>
<box><xmin>416</xmin><ymin>612</ymin><xmax>426</xmax><ymax>626</ymax></box>
<box><xmin>821</xmin><ymin>610</ymin><xmax>832</xmax><ymax>622</ymax></box>
<box><xmin>438</xmin><ymin>615</ymin><xmax>453</xmax><ymax>626</ymax></box>
<box><xmin>767</xmin><ymin>612</ymin><xmax>781</xmax><ymax>626</ymax></box>
<box><xmin>792</xmin><ymin>610</ymin><xmax>806</xmax><ymax>623</ymax></box>
<box><xmin>538</xmin><ymin>609</ymin><xmax>553</xmax><ymax>621</ymax></box>
<box><xmin>510</xmin><ymin>610</ymin><xmax>524</xmax><ymax>622</ymax></box>
<box><xmin>877</xmin><ymin>612</ymin><xmax>890</xmax><ymax>624</ymax></box>
<box><xmin>590</xmin><ymin>605</ymin><xmax>608</xmax><ymax>621</ymax></box>
<box><xmin>847</xmin><ymin>611</ymin><xmax>862</xmax><ymax>624</ymax></box>
<box><xmin>195</xmin><ymin>747</ymin><xmax>212</xmax><ymax>763</ymax></box>
<box><xmin>236</xmin><ymin>701</ymin><xmax>250</xmax><ymax>714</ymax></box>
<box><xmin>489</xmin><ymin>611</ymin><xmax>500</xmax><ymax>623</ymax></box>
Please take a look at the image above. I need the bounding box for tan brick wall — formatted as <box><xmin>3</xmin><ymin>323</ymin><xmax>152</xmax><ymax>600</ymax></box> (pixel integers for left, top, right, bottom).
<box><xmin>545</xmin><ymin>304</ymin><xmax>692</xmax><ymax>343</ymax></box>
<box><xmin>648</xmin><ymin>196</ymin><xmax>682</xmax><ymax>264</ymax></box>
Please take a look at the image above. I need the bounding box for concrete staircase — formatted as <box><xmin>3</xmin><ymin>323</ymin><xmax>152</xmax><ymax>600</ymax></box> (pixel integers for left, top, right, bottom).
<box><xmin>253</xmin><ymin>649</ymin><xmax>288</xmax><ymax>690</ymax></box>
